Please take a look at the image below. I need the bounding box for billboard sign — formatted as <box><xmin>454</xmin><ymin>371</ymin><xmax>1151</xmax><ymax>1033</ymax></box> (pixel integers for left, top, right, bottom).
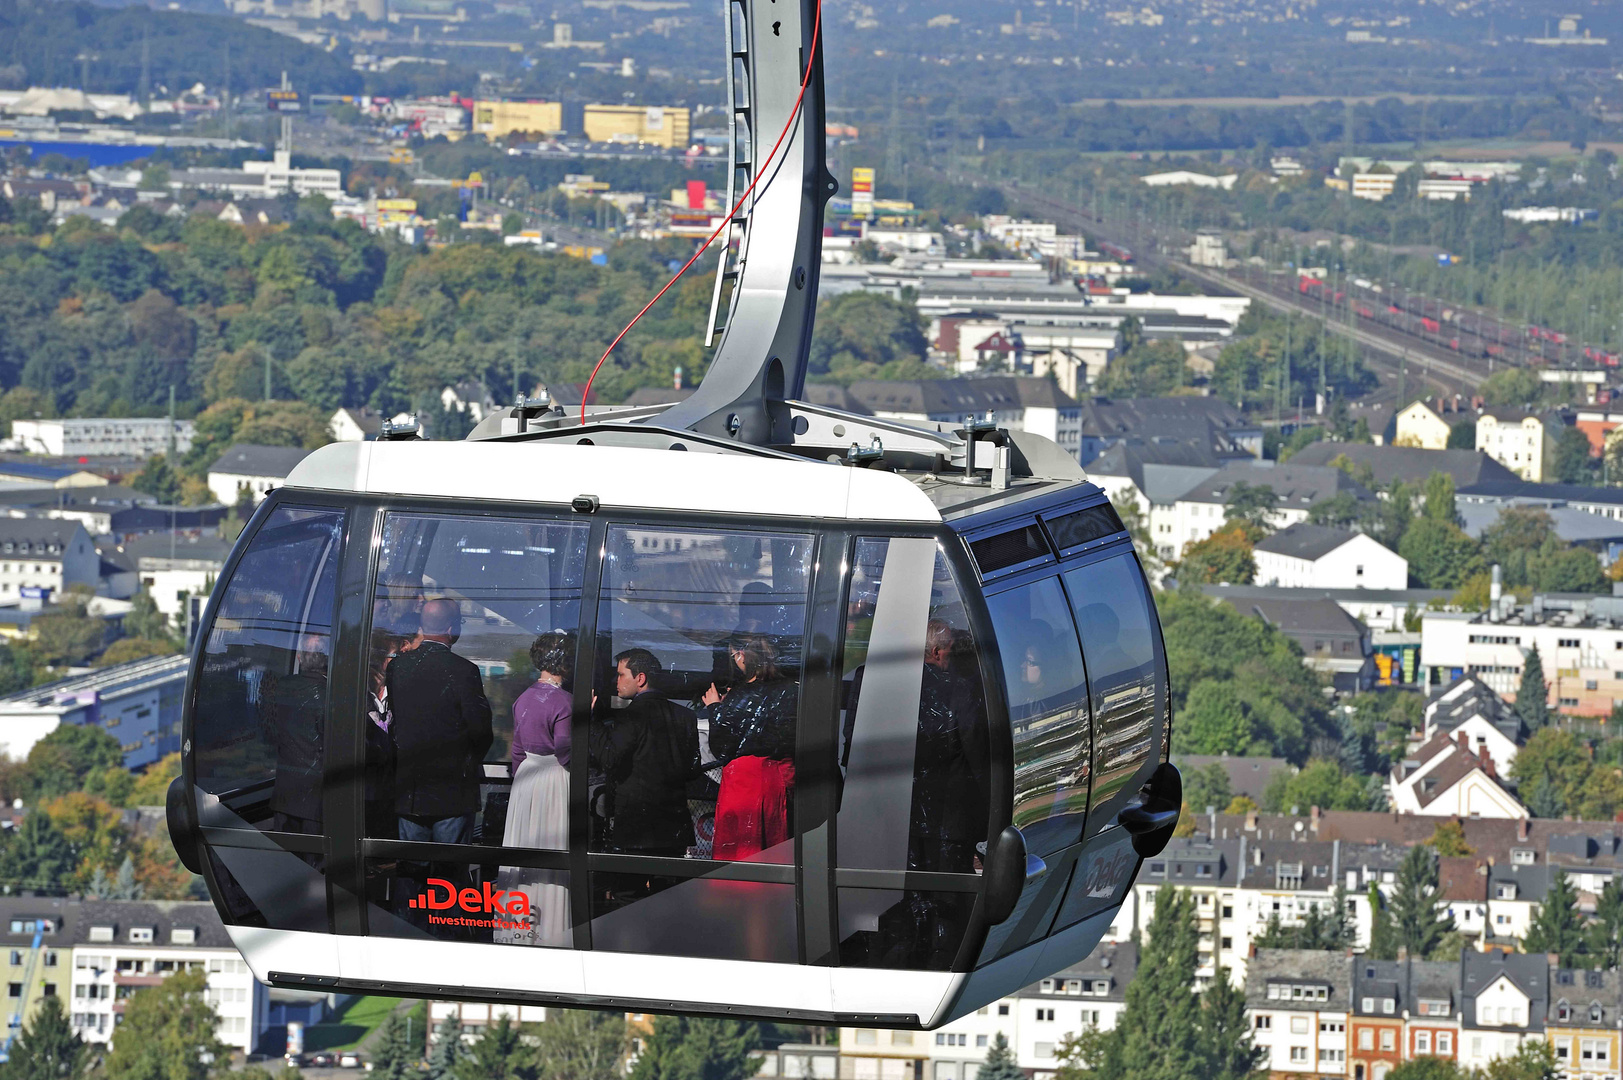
<box><xmin>266</xmin><ymin>89</ymin><xmax>303</xmax><ymax>113</ymax></box>
<box><xmin>851</xmin><ymin>167</ymin><xmax>874</xmax><ymax>218</ymax></box>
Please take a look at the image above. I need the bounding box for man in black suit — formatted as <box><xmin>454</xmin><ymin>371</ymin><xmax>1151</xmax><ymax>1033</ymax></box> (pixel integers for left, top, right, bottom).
<box><xmin>590</xmin><ymin>648</ymin><xmax>699</xmax><ymax>858</ymax></box>
<box><xmin>387</xmin><ymin>598</ymin><xmax>494</xmax><ymax>849</ymax></box>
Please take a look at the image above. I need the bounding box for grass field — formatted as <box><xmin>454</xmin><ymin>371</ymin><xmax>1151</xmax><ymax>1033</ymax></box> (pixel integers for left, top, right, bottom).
<box><xmin>302</xmin><ymin>996</ymin><xmax>403</xmax><ymax>1052</ymax></box>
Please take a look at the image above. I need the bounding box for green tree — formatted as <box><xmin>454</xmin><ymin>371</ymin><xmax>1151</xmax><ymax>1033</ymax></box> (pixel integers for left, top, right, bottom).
<box><xmin>1420</xmin><ymin>472</ymin><xmax>1460</xmax><ymax>526</ymax></box>
<box><xmin>130</xmin><ymin>454</ymin><xmax>182</xmax><ymax>504</ymax></box>
<box><xmin>1522</xmin><ymin>868</ymin><xmax>1588</xmax><ymax>967</ymax></box>
<box><xmin>1426</xmin><ymin>820</ymin><xmax>1474</xmax><ymax>857</ymax></box>
<box><xmin>1552</xmin><ymin>426</ymin><xmax>1595</xmax><ymax>484</ymax></box>
<box><xmin>1398</xmin><ymin>518</ymin><xmax>1480</xmax><ymax>589</ymax></box>
<box><xmin>0</xmin><ymin>810</ymin><xmax>75</xmax><ymax>891</ymax></box>
<box><xmin>1178</xmin><ymin>525</ymin><xmax>1256</xmax><ymax>586</ymax></box>
<box><xmin>124</xmin><ymin>590</ymin><xmax>174</xmax><ymax>644</ymax></box>
<box><xmin>1265</xmin><ymin>759</ymin><xmax>1368</xmax><ymax>813</ymax></box>
<box><xmin>1177</xmin><ymin>682</ymin><xmax>1258</xmax><ymax>756</ymax></box>
<box><xmin>426</xmin><ymin>1016</ymin><xmax>465</xmax><ymax>1080</ymax></box>
<box><xmin>2</xmin><ymin>993</ymin><xmax>88</xmax><ymax>1080</ymax></box>
<box><xmin>1223</xmin><ymin>483</ymin><xmax>1278</xmax><ymax>538</ymax></box>
<box><xmin>1515</xmin><ymin>646</ymin><xmax>1550</xmax><ymax>732</ymax></box>
<box><xmin>22</xmin><ymin>725</ymin><xmax>126</xmax><ymax>801</ymax></box>
<box><xmin>1183</xmin><ymin>763</ymin><xmax>1233</xmax><ymax>815</ymax></box>
<box><xmin>1482</xmin><ymin>1040</ymin><xmax>1560</xmax><ymax>1080</ymax></box>
<box><xmin>1446</xmin><ymin>423</ymin><xmax>1476</xmax><ymax>449</ymax></box>
<box><xmin>980</xmin><ymin>1034</ymin><xmax>1025</xmax><ymax>1080</ymax></box>
<box><xmin>532</xmin><ymin>1009</ymin><xmax>628</xmax><ymax>1080</ymax></box>
<box><xmin>1366</xmin><ymin>884</ymin><xmax>1399</xmax><ymax>961</ymax></box>
<box><xmin>1197</xmin><ymin>970</ymin><xmax>1263</xmax><ymax>1080</ymax></box>
<box><xmin>1387</xmin><ymin>844</ymin><xmax>1454</xmax><ymax>960</ymax></box>
<box><xmin>1098</xmin><ymin>339</ymin><xmax>1190</xmax><ymax>397</ymax></box>
<box><xmin>808</xmin><ymin>292</ymin><xmax>931</xmax><ymax>384</ymax></box>
<box><xmin>372</xmin><ymin>1011</ymin><xmax>421</xmax><ymax>1080</ymax></box>
<box><xmin>452</xmin><ymin>1016</ymin><xmax>533</xmax><ymax>1080</ymax></box>
<box><xmin>98</xmin><ymin>638</ymin><xmax>177</xmax><ymax>667</ymax></box>
<box><xmin>1061</xmin><ymin>886</ymin><xmax>1202</xmax><ymax>1080</ymax></box>
<box><xmin>1388</xmin><ymin>1060</ymin><xmax>1467</xmax><ymax>1080</ymax></box>
<box><xmin>30</xmin><ymin>597</ymin><xmax>106</xmax><ymax>668</ymax></box>
<box><xmin>631</xmin><ymin>1018</ymin><xmax>759</xmax><ymax>1080</ymax></box>
<box><xmin>1589</xmin><ymin>873</ymin><xmax>1623</xmax><ymax>970</ymax></box>
<box><xmin>103</xmin><ymin>969</ymin><xmax>224</xmax><ymax>1080</ymax></box>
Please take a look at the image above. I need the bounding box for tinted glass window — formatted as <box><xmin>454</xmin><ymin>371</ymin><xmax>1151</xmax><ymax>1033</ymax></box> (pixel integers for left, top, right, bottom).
<box><xmin>1063</xmin><ymin>553</ymin><xmax>1163</xmax><ymax>830</ymax></box>
<box><xmin>837</xmin><ymin>538</ymin><xmax>990</xmax><ymax>970</ymax></box>
<box><xmin>587</xmin><ymin>524</ymin><xmax>811</xmax><ymax>961</ymax></box>
<box><xmin>1046</xmin><ymin>504</ymin><xmax>1124</xmax><ymax>552</ymax></box>
<box><xmin>193</xmin><ymin>507</ymin><xmax>342</xmax><ymax>832</ymax></box>
<box><xmin>192</xmin><ymin>506</ymin><xmax>342</xmax><ymax>933</ymax></box>
<box><xmin>365</xmin><ymin>513</ymin><xmax>588</xmax><ymax>950</ymax></box>
<box><xmin>985</xmin><ymin>577</ymin><xmax>1090</xmax><ymax>857</ymax></box>
<box><xmin>970</xmin><ymin>525</ymin><xmax>1050</xmax><ymax>575</ymax></box>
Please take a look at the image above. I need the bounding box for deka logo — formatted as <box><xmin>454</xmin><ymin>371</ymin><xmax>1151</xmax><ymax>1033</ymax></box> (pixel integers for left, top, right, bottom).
<box><xmin>409</xmin><ymin>878</ymin><xmax>531</xmax><ymax>918</ymax></box>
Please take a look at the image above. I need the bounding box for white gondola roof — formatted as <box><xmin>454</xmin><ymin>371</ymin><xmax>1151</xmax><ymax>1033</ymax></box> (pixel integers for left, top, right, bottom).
<box><xmin>285</xmin><ymin>440</ymin><xmax>942</xmax><ymax>523</ymax></box>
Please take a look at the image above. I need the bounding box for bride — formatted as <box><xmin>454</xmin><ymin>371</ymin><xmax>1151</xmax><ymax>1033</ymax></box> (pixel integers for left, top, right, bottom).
<box><xmin>494</xmin><ymin>631</ymin><xmax>574</xmax><ymax>946</ymax></box>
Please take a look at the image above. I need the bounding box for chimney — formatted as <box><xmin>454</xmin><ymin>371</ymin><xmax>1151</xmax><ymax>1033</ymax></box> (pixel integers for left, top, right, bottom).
<box><xmin>1311</xmin><ymin>805</ymin><xmax>1322</xmax><ymax>832</ymax></box>
<box><xmin>1477</xmin><ymin>745</ymin><xmax>1496</xmax><ymax>778</ymax></box>
<box><xmin>1517</xmin><ymin>818</ymin><xmax>1529</xmax><ymax>842</ymax></box>
<box><xmin>1457</xmin><ymin>730</ymin><xmax>1471</xmax><ymax>752</ymax></box>
<box><xmin>1548</xmin><ymin>952</ymin><xmax>1561</xmax><ymax>967</ymax></box>
<box><xmin>1489</xmin><ymin>564</ymin><xmax>1502</xmax><ymax>621</ymax></box>
<box><xmin>1246</xmin><ymin>809</ymin><xmax>1259</xmax><ymax>831</ymax></box>
<box><xmin>1397</xmin><ymin>945</ymin><xmax>1409</xmax><ymax>962</ymax></box>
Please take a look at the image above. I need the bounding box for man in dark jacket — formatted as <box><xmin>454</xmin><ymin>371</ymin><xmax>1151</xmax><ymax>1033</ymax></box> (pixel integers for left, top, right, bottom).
<box><xmin>590</xmin><ymin>648</ymin><xmax>699</xmax><ymax>857</ymax></box>
<box><xmin>386</xmin><ymin>598</ymin><xmax>494</xmax><ymax>848</ymax></box>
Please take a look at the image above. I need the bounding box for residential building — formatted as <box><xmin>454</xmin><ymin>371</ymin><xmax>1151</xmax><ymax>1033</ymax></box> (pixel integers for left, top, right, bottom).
<box><xmin>1202</xmin><ymin>583</ymin><xmax>1449</xmax><ymax>634</ymax></box>
<box><xmin>757</xmin><ymin>1045</ymin><xmax>841</xmax><ymax>1080</ymax></box>
<box><xmin>0</xmin><ymin>654</ymin><xmax>188</xmax><ymax>768</ymax></box>
<box><xmin>1173</xmin><ymin>755</ymin><xmax>1292</xmax><ymax>807</ymax></box>
<box><xmin>330</xmin><ymin>407</ymin><xmax>384</xmax><ymax>442</ymax></box>
<box><xmin>1476</xmin><ymin>410</ymin><xmax>1568</xmax><ymax>483</ymax></box>
<box><xmin>0</xmin><ymin>519</ymin><xmax>99</xmax><ymax>601</ymax></box>
<box><xmin>1097</xmin><ymin>457</ymin><xmax>1371</xmax><ymax>565</ymax></box>
<box><xmin>837</xmin><ymin>942</ymin><xmax>1138</xmax><ymax>1080</ymax></box>
<box><xmin>1421</xmin><ymin>591</ymin><xmax>1623</xmax><ymax>715</ymax></box>
<box><xmin>0</xmin><ymin>461</ymin><xmax>109</xmax><ymax>488</ymax></box>
<box><xmin>1351</xmin><ymin>958</ymin><xmax>1406</xmax><ymax>1080</ymax></box>
<box><xmin>582</xmin><ymin>104</ymin><xmax>691</xmax><ymax>148</ymax></box>
<box><xmin>1393</xmin><ymin>401</ymin><xmax>1455</xmax><ymax>450</ymax></box>
<box><xmin>1077</xmin><ymin>396</ymin><xmax>1262</xmax><ymax>466</ymax></box>
<box><xmin>0</xmin><ymin>896</ymin><xmax>272</xmax><ymax>1053</ymax></box>
<box><xmin>844</xmin><ymin>378</ymin><xmax>1083</xmax><ymax>462</ymax></box>
<box><xmin>1460</xmin><ymin>952</ymin><xmax>1547</xmax><ymax>1073</ymax></box>
<box><xmin>1454</xmin><ymin>479</ymin><xmax>1623</xmax><ymax>521</ymax></box>
<box><xmin>7</xmin><ymin>418</ymin><xmax>193</xmax><ymax>458</ymax></box>
<box><xmin>1254</xmin><ymin>524</ymin><xmax>1409</xmax><ymax>591</ymax></box>
<box><xmin>1286</xmin><ymin>443</ymin><xmax>1520</xmax><ymax>489</ymax></box>
<box><xmin>122</xmin><ymin>532</ymin><xmax>234</xmax><ymax>620</ymax></box>
<box><xmin>472</xmin><ymin>99</ymin><xmax>564</xmax><ymax>140</ymax></box>
<box><xmin>1389</xmin><ymin>730</ymin><xmax>1528</xmax><ymax>819</ymax></box>
<box><xmin>1421</xmin><ymin>676</ymin><xmax>1524</xmax><ymax>778</ymax></box>
<box><xmin>1352</xmin><ymin>172</ymin><xmax>1399</xmax><ymax>200</ymax></box>
<box><xmin>1141</xmin><ymin>170</ymin><xmax>1237</xmax><ymax>190</ymax></box>
<box><xmin>207</xmin><ymin>444</ymin><xmax>315</xmax><ymax>505</ymax></box>
<box><xmin>1545</xmin><ymin>966</ymin><xmax>1619</xmax><ymax>1080</ymax></box>
<box><xmin>1219</xmin><ymin>593</ymin><xmax>1374</xmax><ymax>690</ymax></box>
<box><xmin>1115</xmin><ymin>837</ymin><xmax>1244</xmax><ymax>984</ymax></box>
<box><xmin>1245</xmin><ymin>949</ymin><xmax>1351</xmax><ymax>1079</ymax></box>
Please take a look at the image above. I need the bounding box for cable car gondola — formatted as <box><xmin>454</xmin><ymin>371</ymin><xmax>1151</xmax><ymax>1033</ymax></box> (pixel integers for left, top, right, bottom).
<box><xmin>166</xmin><ymin>0</ymin><xmax>1180</xmax><ymax>1027</ymax></box>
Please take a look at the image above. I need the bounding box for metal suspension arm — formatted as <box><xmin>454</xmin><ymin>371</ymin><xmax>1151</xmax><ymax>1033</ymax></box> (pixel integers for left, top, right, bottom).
<box><xmin>657</xmin><ymin>0</ymin><xmax>834</xmax><ymax>445</ymax></box>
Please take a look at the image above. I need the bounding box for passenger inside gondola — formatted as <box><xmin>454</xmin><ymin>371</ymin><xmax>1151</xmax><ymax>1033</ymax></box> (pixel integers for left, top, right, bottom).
<box><xmin>701</xmin><ymin>632</ymin><xmax>798</xmax><ymax>861</ymax></box>
<box><xmin>589</xmin><ymin>649</ymin><xmax>699</xmax><ymax>858</ymax></box>
<box><xmin>270</xmin><ymin>631</ymin><xmax>330</xmax><ymax>837</ymax></box>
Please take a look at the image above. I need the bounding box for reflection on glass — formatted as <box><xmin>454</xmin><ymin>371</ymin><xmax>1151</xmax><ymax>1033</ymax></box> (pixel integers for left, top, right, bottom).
<box><xmin>363</xmin><ymin>860</ymin><xmax>572</xmax><ymax>948</ymax></box>
<box><xmin>194</xmin><ymin>507</ymin><xmax>342</xmax><ymax>836</ymax></box>
<box><xmin>837</xmin><ymin>538</ymin><xmax>989</xmax><ymax>969</ymax></box>
<box><xmin>589</xmin><ymin>875</ymin><xmax>797</xmax><ymax>962</ymax></box>
<box><xmin>590</xmin><ymin>526</ymin><xmax>812</xmax><ymax>869</ymax></box>
<box><xmin>986</xmin><ymin>578</ymin><xmax>1091</xmax><ymax>857</ymax></box>
<box><xmin>1063</xmin><ymin>554</ymin><xmax>1162</xmax><ymax>824</ymax></box>
<box><xmin>368</xmin><ymin>514</ymin><xmax>588</xmax><ymax>871</ymax></box>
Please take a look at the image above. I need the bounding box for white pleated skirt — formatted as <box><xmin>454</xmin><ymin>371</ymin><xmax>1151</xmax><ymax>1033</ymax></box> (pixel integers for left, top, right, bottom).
<box><xmin>494</xmin><ymin>753</ymin><xmax>571</xmax><ymax>947</ymax></box>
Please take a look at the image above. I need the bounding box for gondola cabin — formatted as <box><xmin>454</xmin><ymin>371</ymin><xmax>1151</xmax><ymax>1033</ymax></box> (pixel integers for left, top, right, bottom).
<box><xmin>168</xmin><ymin>436</ymin><xmax>1177</xmax><ymax>1027</ymax></box>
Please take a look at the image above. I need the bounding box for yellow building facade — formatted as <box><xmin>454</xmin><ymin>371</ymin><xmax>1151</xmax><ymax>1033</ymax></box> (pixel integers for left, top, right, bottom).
<box><xmin>582</xmin><ymin>104</ymin><xmax>691</xmax><ymax>148</ymax></box>
<box><xmin>473</xmin><ymin>100</ymin><xmax>565</xmax><ymax>140</ymax></box>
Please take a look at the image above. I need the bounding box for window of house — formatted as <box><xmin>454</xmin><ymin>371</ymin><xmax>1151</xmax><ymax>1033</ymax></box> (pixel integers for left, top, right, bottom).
<box><xmin>1358</xmin><ymin>1030</ymin><xmax>1373</xmax><ymax>1051</ymax></box>
<box><xmin>1382</xmin><ymin>999</ymin><xmax>1395</xmax><ymax>1015</ymax></box>
<box><xmin>1222</xmin><ymin>905</ymin><xmax>1233</xmax><ymax>918</ymax></box>
<box><xmin>43</xmin><ymin>952</ymin><xmax>56</xmax><ymax>967</ymax></box>
<box><xmin>1320</xmin><ymin>1050</ymin><xmax>1345</xmax><ymax>1064</ymax></box>
<box><xmin>1291</xmin><ymin>1018</ymin><xmax>1309</xmax><ymax>1035</ymax></box>
<box><xmin>1034</xmin><ymin>1044</ymin><xmax>1055</xmax><ymax>1060</ymax></box>
<box><xmin>891</xmin><ymin>1032</ymin><xmax>912</xmax><ymax>1046</ymax></box>
<box><xmin>1380</xmin><ymin>1031</ymin><xmax>1395</xmax><ymax>1052</ymax></box>
<box><xmin>1255</xmin><ymin>1016</ymin><xmax>1272</xmax><ymax>1030</ymax></box>
<box><xmin>1416</xmin><ymin>1032</ymin><xmax>1431</xmax><ymax>1054</ymax></box>
<box><xmin>1035</xmin><ymin>1009</ymin><xmax>1055</xmax><ymax>1022</ymax></box>
<box><xmin>854</xmin><ymin>1031</ymin><xmax>877</xmax><ymax>1046</ymax></box>
<box><xmin>6</xmin><ymin>984</ymin><xmax>19</xmax><ymax>999</ymax></box>
<box><xmin>1362</xmin><ymin>998</ymin><xmax>1375</xmax><ymax>1013</ymax></box>
<box><xmin>976</xmin><ymin>1036</ymin><xmax>988</xmax><ymax>1048</ymax></box>
<box><xmin>128</xmin><ymin>928</ymin><xmax>153</xmax><ymax>944</ymax></box>
<box><xmin>998</xmin><ymin>1004</ymin><xmax>1010</xmax><ymax>1016</ymax></box>
<box><xmin>1437</xmin><ymin>1034</ymin><xmax>1451</xmax><ymax>1055</ymax></box>
<box><xmin>1290</xmin><ymin>1047</ymin><xmax>1309</xmax><ymax>1063</ymax></box>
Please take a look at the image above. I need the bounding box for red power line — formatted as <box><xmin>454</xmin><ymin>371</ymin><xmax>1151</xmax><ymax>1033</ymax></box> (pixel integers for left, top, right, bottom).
<box><xmin>580</xmin><ymin>0</ymin><xmax>824</xmax><ymax>423</ymax></box>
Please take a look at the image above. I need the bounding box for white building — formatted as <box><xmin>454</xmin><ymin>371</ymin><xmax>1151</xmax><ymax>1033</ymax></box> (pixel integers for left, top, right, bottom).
<box><xmin>1421</xmin><ymin>676</ymin><xmax>1524</xmax><ymax>778</ymax></box>
<box><xmin>207</xmin><ymin>444</ymin><xmax>316</xmax><ymax>505</ymax></box>
<box><xmin>1476</xmin><ymin>409</ymin><xmax>1564</xmax><ymax>483</ymax></box>
<box><xmin>0</xmin><ymin>519</ymin><xmax>100</xmax><ymax>603</ymax></box>
<box><xmin>8</xmin><ymin>418</ymin><xmax>194</xmax><ymax>458</ymax></box>
<box><xmin>1141</xmin><ymin>170</ymin><xmax>1237</xmax><ymax>190</ymax></box>
<box><xmin>330</xmin><ymin>407</ymin><xmax>383</xmax><ymax>442</ymax></box>
<box><xmin>0</xmin><ymin>654</ymin><xmax>189</xmax><ymax>768</ymax></box>
<box><xmin>169</xmin><ymin>150</ymin><xmax>341</xmax><ymax>199</ymax></box>
<box><xmin>1254</xmin><ymin>524</ymin><xmax>1409</xmax><ymax>591</ymax></box>
<box><xmin>122</xmin><ymin>532</ymin><xmax>234</xmax><ymax>620</ymax></box>
<box><xmin>1246</xmin><ymin>950</ymin><xmax>1350</xmax><ymax>1078</ymax></box>
<box><xmin>1388</xmin><ymin>731</ymin><xmax>1528</xmax><ymax>820</ymax></box>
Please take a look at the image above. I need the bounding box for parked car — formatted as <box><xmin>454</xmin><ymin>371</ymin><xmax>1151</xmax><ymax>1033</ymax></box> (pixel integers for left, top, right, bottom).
<box><xmin>340</xmin><ymin>1053</ymin><xmax>363</xmax><ymax>1068</ymax></box>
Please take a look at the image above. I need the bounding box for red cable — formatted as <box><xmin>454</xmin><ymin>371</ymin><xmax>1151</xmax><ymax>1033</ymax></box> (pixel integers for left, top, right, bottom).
<box><xmin>580</xmin><ymin>0</ymin><xmax>824</xmax><ymax>423</ymax></box>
